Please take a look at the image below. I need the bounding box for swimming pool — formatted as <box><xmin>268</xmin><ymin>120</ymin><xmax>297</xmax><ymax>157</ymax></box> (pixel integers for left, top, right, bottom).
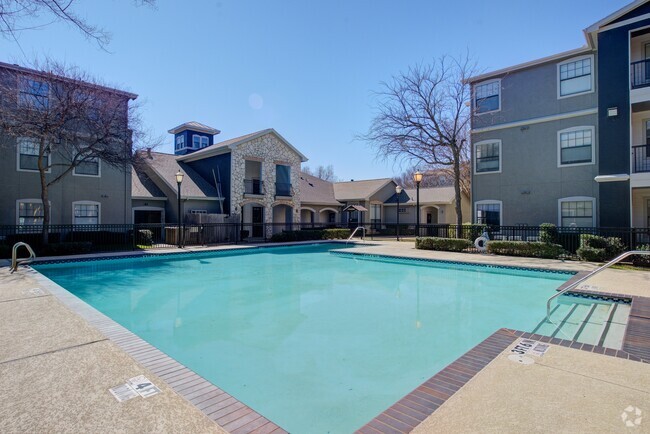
<box><xmin>34</xmin><ymin>244</ymin><xmax>572</xmax><ymax>433</ymax></box>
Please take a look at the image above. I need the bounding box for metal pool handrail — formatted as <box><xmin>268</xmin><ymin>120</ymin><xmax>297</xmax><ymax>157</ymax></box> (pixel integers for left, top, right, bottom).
<box><xmin>346</xmin><ymin>226</ymin><xmax>366</xmax><ymax>244</ymax></box>
<box><xmin>546</xmin><ymin>250</ymin><xmax>649</xmax><ymax>320</ymax></box>
<box><xmin>11</xmin><ymin>242</ymin><xmax>36</xmax><ymax>272</ymax></box>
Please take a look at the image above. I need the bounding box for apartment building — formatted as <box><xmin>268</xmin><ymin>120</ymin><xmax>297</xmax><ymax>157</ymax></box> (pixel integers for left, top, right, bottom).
<box><xmin>469</xmin><ymin>0</ymin><xmax>650</xmax><ymax>229</ymax></box>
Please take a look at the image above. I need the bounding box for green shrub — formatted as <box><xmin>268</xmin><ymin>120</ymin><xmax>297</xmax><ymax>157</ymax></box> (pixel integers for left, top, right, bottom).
<box><xmin>461</xmin><ymin>223</ymin><xmax>486</xmax><ymax>241</ymax></box>
<box><xmin>578</xmin><ymin>234</ymin><xmax>625</xmax><ymax>261</ymax></box>
<box><xmin>487</xmin><ymin>241</ymin><xmax>565</xmax><ymax>259</ymax></box>
<box><xmin>270</xmin><ymin>228</ymin><xmax>351</xmax><ymax>242</ymax></box>
<box><xmin>137</xmin><ymin>229</ymin><xmax>153</xmax><ymax>246</ymax></box>
<box><xmin>632</xmin><ymin>245</ymin><xmax>650</xmax><ymax>268</ymax></box>
<box><xmin>416</xmin><ymin>237</ymin><xmax>472</xmax><ymax>252</ymax></box>
<box><xmin>539</xmin><ymin>223</ymin><xmax>558</xmax><ymax>244</ymax></box>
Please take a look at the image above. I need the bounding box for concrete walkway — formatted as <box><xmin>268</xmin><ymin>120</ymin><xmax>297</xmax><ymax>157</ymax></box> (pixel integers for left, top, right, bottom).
<box><xmin>0</xmin><ymin>267</ymin><xmax>226</xmax><ymax>434</ymax></box>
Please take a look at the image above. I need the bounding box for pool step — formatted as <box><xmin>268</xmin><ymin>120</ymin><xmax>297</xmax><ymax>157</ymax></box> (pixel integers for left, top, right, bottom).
<box><xmin>531</xmin><ymin>296</ymin><xmax>630</xmax><ymax>349</ymax></box>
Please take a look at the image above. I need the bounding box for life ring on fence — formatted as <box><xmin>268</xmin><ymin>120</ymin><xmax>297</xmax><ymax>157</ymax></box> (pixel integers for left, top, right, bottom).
<box><xmin>474</xmin><ymin>236</ymin><xmax>488</xmax><ymax>252</ymax></box>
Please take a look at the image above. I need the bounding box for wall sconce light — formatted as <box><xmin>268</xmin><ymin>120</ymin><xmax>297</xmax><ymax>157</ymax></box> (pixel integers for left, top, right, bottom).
<box><xmin>607</xmin><ymin>107</ymin><xmax>618</xmax><ymax>117</ymax></box>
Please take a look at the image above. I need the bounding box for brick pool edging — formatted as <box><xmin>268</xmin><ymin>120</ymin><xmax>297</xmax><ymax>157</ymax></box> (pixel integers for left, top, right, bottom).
<box><xmin>29</xmin><ymin>269</ymin><xmax>288</xmax><ymax>434</ymax></box>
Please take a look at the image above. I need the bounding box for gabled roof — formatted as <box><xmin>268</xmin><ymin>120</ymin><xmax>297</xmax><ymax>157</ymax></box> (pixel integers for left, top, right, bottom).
<box><xmin>299</xmin><ymin>172</ymin><xmax>341</xmax><ymax>206</ymax></box>
<box><xmin>585</xmin><ymin>0</ymin><xmax>650</xmax><ymax>33</ymax></box>
<box><xmin>333</xmin><ymin>178</ymin><xmax>395</xmax><ymax>201</ymax></box>
<box><xmin>138</xmin><ymin>151</ymin><xmax>221</xmax><ymax>200</ymax></box>
<box><xmin>167</xmin><ymin>121</ymin><xmax>220</xmax><ymax>135</ymax></box>
<box><xmin>131</xmin><ymin>167</ymin><xmax>166</xmax><ymax>199</ymax></box>
<box><xmin>384</xmin><ymin>186</ymin><xmax>459</xmax><ymax>205</ymax></box>
<box><xmin>177</xmin><ymin>128</ymin><xmax>309</xmax><ymax>163</ymax></box>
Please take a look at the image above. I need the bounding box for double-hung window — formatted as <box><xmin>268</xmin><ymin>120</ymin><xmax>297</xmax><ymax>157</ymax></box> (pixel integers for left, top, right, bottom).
<box><xmin>17</xmin><ymin>200</ymin><xmax>46</xmax><ymax>226</ymax></box>
<box><xmin>192</xmin><ymin>134</ymin><xmax>201</xmax><ymax>148</ymax></box>
<box><xmin>175</xmin><ymin>135</ymin><xmax>185</xmax><ymax>150</ymax></box>
<box><xmin>559</xmin><ymin>197</ymin><xmax>595</xmax><ymax>227</ymax></box>
<box><xmin>74</xmin><ymin>156</ymin><xmax>100</xmax><ymax>176</ymax></box>
<box><xmin>558</xmin><ymin>127</ymin><xmax>594</xmax><ymax>166</ymax></box>
<box><xmin>200</xmin><ymin>136</ymin><xmax>209</xmax><ymax>148</ymax></box>
<box><xmin>73</xmin><ymin>202</ymin><xmax>100</xmax><ymax>225</ymax></box>
<box><xmin>19</xmin><ymin>77</ymin><xmax>49</xmax><ymax>109</ymax></box>
<box><xmin>558</xmin><ymin>56</ymin><xmax>593</xmax><ymax>97</ymax></box>
<box><xmin>474</xmin><ymin>80</ymin><xmax>500</xmax><ymax>113</ymax></box>
<box><xmin>475</xmin><ymin>201</ymin><xmax>502</xmax><ymax>226</ymax></box>
<box><xmin>474</xmin><ymin>140</ymin><xmax>501</xmax><ymax>173</ymax></box>
<box><xmin>17</xmin><ymin>137</ymin><xmax>49</xmax><ymax>172</ymax></box>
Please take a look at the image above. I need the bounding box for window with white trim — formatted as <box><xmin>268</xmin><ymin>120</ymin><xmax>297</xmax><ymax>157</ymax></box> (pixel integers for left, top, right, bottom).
<box><xmin>175</xmin><ymin>135</ymin><xmax>185</xmax><ymax>150</ymax></box>
<box><xmin>559</xmin><ymin>198</ymin><xmax>594</xmax><ymax>227</ymax></box>
<box><xmin>17</xmin><ymin>137</ymin><xmax>49</xmax><ymax>171</ymax></box>
<box><xmin>17</xmin><ymin>200</ymin><xmax>46</xmax><ymax>226</ymax></box>
<box><xmin>73</xmin><ymin>202</ymin><xmax>100</xmax><ymax>225</ymax></box>
<box><xmin>19</xmin><ymin>77</ymin><xmax>49</xmax><ymax>109</ymax></box>
<box><xmin>474</xmin><ymin>80</ymin><xmax>500</xmax><ymax>113</ymax></box>
<box><xmin>476</xmin><ymin>201</ymin><xmax>501</xmax><ymax>226</ymax></box>
<box><xmin>192</xmin><ymin>134</ymin><xmax>201</xmax><ymax>148</ymax></box>
<box><xmin>200</xmin><ymin>136</ymin><xmax>209</xmax><ymax>148</ymax></box>
<box><xmin>558</xmin><ymin>127</ymin><xmax>594</xmax><ymax>165</ymax></box>
<box><xmin>398</xmin><ymin>207</ymin><xmax>407</xmax><ymax>214</ymax></box>
<box><xmin>74</xmin><ymin>156</ymin><xmax>100</xmax><ymax>176</ymax></box>
<box><xmin>559</xmin><ymin>57</ymin><xmax>593</xmax><ymax>97</ymax></box>
<box><xmin>475</xmin><ymin>140</ymin><xmax>500</xmax><ymax>173</ymax></box>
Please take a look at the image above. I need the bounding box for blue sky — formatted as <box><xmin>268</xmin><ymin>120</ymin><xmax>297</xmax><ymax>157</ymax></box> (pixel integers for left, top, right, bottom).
<box><xmin>0</xmin><ymin>0</ymin><xmax>629</xmax><ymax>180</ymax></box>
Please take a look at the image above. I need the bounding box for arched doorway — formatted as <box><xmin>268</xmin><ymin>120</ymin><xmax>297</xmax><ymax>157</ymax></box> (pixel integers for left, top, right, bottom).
<box><xmin>272</xmin><ymin>203</ymin><xmax>293</xmax><ymax>235</ymax></box>
<box><xmin>300</xmin><ymin>207</ymin><xmax>316</xmax><ymax>228</ymax></box>
<box><xmin>319</xmin><ymin>208</ymin><xmax>339</xmax><ymax>227</ymax></box>
<box><xmin>242</xmin><ymin>201</ymin><xmax>265</xmax><ymax>239</ymax></box>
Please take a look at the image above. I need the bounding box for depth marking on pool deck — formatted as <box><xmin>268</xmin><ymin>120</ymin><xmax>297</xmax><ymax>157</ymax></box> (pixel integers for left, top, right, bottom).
<box><xmin>32</xmin><ymin>270</ymin><xmax>288</xmax><ymax>434</ymax></box>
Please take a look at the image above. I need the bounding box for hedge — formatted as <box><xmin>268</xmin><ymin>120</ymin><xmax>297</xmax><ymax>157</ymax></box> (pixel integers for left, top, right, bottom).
<box><xmin>576</xmin><ymin>234</ymin><xmax>624</xmax><ymax>262</ymax></box>
<box><xmin>270</xmin><ymin>228</ymin><xmax>351</xmax><ymax>242</ymax></box>
<box><xmin>539</xmin><ymin>223</ymin><xmax>559</xmax><ymax>244</ymax></box>
<box><xmin>416</xmin><ymin>237</ymin><xmax>472</xmax><ymax>252</ymax></box>
<box><xmin>632</xmin><ymin>245</ymin><xmax>650</xmax><ymax>268</ymax></box>
<box><xmin>487</xmin><ymin>241</ymin><xmax>565</xmax><ymax>259</ymax></box>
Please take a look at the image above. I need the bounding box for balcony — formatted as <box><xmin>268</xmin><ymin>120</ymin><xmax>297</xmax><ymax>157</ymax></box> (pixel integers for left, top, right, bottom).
<box><xmin>275</xmin><ymin>182</ymin><xmax>292</xmax><ymax>197</ymax></box>
<box><xmin>631</xmin><ymin>60</ymin><xmax>650</xmax><ymax>89</ymax></box>
<box><xmin>633</xmin><ymin>145</ymin><xmax>650</xmax><ymax>173</ymax></box>
<box><xmin>244</xmin><ymin>179</ymin><xmax>263</xmax><ymax>195</ymax></box>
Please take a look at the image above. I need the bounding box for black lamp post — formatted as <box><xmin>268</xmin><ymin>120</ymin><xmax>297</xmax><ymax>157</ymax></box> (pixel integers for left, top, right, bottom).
<box><xmin>413</xmin><ymin>170</ymin><xmax>423</xmax><ymax>237</ymax></box>
<box><xmin>395</xmin><ymin>185</ymin><xmax>402</xmax><ymax>241</ymax></box>
<box><xmin>175</xmin><ymin>170</ymin><xmax>184</xmax><ymax>248</ymax></box>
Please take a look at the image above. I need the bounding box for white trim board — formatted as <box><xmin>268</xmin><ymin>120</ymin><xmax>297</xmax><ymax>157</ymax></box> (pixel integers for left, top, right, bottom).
<box><xmin>471</xmin><ymin>108</ymin><xmax>598</xmax><ymax>134</ymax></box>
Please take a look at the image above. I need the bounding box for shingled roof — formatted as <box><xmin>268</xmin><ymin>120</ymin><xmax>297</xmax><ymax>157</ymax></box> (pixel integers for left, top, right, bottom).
<box><xmin>384</xmin><ymin>186</ymin><xmax>459</xmax><ymax>204</ymax></box>
<box><xmin>300</xmin><ymin>172</ymin><xmax>341</xmax><ymax>206</ymax></box>
<box><xmin>333</xmin><ymin>178</ymin><xmax>394</xmax><ymax>201</ymax></box>
<box><xmin>131</xmin><ymin>167</ymin><xmax>166</xmax><ymax>199</ymax></box>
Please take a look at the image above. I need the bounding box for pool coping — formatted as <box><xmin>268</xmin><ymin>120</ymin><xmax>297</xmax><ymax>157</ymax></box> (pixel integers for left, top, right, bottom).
<box><xmin>31</xmin><ymin>270</ymin><xmax>288</xmax><ymax>434</ymax></box>
<box><xmin>22</xmin><ymin>246</ymin><xmax>650</xmax><ymax>434</ymax></box>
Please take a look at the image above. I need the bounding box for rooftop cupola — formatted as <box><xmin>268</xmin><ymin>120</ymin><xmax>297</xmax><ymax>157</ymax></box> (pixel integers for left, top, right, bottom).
<box><xmin>168</xmin><ymin>121</ymin><xmax>221</xmax><ymax>156</ymax></box>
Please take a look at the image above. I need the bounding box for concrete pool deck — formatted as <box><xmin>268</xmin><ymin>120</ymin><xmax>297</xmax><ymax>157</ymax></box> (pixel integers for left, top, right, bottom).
<box><xmin>1</xmin><ymin>240</ymin><xmax>649</xmax><ymax>433</ymax></box>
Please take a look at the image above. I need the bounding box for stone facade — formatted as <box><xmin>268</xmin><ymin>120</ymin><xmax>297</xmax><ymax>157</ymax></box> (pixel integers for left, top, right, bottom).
<box><xmin>230</xmin><ymin>132</ymin><xmax>302</xmax><ymax>237</ymax></box>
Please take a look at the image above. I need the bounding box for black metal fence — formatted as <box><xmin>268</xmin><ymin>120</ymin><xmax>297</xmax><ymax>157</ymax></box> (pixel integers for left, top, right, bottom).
<box><xmin>633</xmin><ymin>145</ymin><xmax>650</xmax><ymax>173</ymax></box>
<box><xmin>631</xmin><ymin>59</ymin><xmax>650</xmax><ymax>89</ymax></box>
<box><xmin>415</xmin><ymin>224</ymin><xmax>650</xmax><ymax>254</ymax></box>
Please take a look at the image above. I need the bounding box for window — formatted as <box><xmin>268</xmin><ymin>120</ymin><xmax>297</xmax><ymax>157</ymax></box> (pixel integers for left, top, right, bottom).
<box><xmin>17</xmin><ymin>200</ymin><xmax>46</xmax><ymax>226</ymax></box>
<box><xmin>73</xmin><ymin>202</ymin><xmax>100</xmax><ymax>225</ymax></box>
<box><xmin>559</xmin><ymin>197</ymin><xmax>594</xmax><ymax>227</ymax></box>
<box><xmin>190</xmin><ymin>209</ymin><xmax>207</xmax><ymax>214</ymax></box>
<box><xmin>474</xmin><ymin>140</ymin><xmax>501</xmax><ymax>173</ymax></box>
<box><xmin>558</xmin><ymin>127</ymin><xmax>594</xmax><ymax>166</ymax></box>
<box><xmin>200</xmin><ymin>136</ymin><xmax>209</xmax><ymax>148</ymax></box>
<box><xmin>175</xmin><ymin>135</ymin><xmax>185</xmax><ymax>150</ymax></box>
<box><xmin>398</xmin><ymin>208</ymin><xmax>407</xmax><ymax>214</ymax></box>
<box><xmin>192</xmin><ymin>134</ymin><xmax>201</xmax><ymax>148</ymax></box>
<box><xmin>475</xmin><ymin>201</ymin><xmax>502</xmax><ymax>226</ymax></box>
<box><xmin>19</xmin><ymin>77</ymin><xmax>49</xmax><ymax>109</ymax></box>
<box><xmin>74</xmin><ymin>156</ymin><xmax>100</xmax><ymax>176</ymax></box>
<box><xmin>474</xmin><ymin>80</ymin><xmax>500</xmax><ymax>113</ymax></box>
<box><xmin>558</xmin><ymin>56</ymin><xmax>593</xmax><ymax>97</ymax></box>
<box><xmin>17</xmin><ymin>137</ymin><xmax>49</xmax><ymax>172</ymax></box>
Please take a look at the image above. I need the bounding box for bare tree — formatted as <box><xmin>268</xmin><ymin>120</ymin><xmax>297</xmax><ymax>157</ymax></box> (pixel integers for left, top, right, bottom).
<box><xmin>302</xmin><ymin>164</ymin><xmax>337</xmax><ymax>182</ymax></box>
<box><xmin>362</xmin><ymin>55</ymin><xmax>476</xmax><ymax>227</ymax></box>
<box><xmin>0</xmin><ymin>0</ymin><xmax>156</xmax><ymax>48</ymax></box>
<box><xmin>0</xmin><ymin>60</ymin><xmax>152</xmax><ymax>242</ymax></box>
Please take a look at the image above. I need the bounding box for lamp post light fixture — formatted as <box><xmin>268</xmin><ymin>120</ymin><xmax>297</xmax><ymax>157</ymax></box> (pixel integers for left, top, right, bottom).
<box><xmin>395</xmin><ymin>185</ymin><xmax>403</xmax><ymax>241</ymax></box>
<box><xmin>175</xmin><ymin>170</ymin><xmax>184</xmax><ymax>248</ymax></box>
<box><xmin>413</xmin><ymin>170</ymin><xmax>423</xmax><ymax>237</ymax></box>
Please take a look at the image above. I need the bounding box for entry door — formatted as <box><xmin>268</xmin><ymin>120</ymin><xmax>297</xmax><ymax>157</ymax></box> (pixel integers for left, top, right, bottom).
<box><xmin>252</xmin><ymin>206</ymin><xmax>263</xmax><ymax>237</ymax></box>
<box><xmin>645</xmin><ymin>43</ymin><xmax>650</xmax><ymax>83</ymax></box>
<box><xmin>647</xmin><ymin>199</ymin><xmax>650</xmax><ymax>228</ymax></box>
<box><xmin>426</xmin><ymin>213</ymin><xmax>432</xmax><ymax>224</ymax></box>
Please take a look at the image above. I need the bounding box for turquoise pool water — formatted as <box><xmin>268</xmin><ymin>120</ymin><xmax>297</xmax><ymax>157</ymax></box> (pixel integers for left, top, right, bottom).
<box><xmin>34</xmin><ymin>244</ymin><xmax>571</xmax><ymax>433</ymax></box>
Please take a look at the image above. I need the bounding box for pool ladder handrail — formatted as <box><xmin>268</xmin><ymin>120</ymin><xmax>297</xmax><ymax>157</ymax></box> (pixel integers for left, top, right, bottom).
<box><xmin>10</xmin><ymin>242</ymin><xmax>36</xmax><ymax>272</ymax></box>
<box><xmin>546</xmin><ymin>250</ymin><xmax>649</xmax><ymax>321</ymax></box>
<box><xmin>346</xmin><ymin>226</ymin><xmax>366</xmax><ymax>244</ymax></box>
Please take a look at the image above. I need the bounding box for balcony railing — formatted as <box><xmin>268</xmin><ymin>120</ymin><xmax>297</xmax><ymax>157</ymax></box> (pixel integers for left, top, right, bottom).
<box><xmin>633</xmin><ymin>145</ymin><xmax>650</xmax><ymax>173</ymax></box>
<box><xmin>275</xmin><ymin>182</ymin><xmax>292</xmax><ymax>197</ymax></box>
<box><xmin>631</xmin><ymin>59</ymin><xmax>650</xmax><ymax>89</ymax></box>
<box><xmin>244</xmin><ymin>179</ymin><xmax>263</xmax><ymax>195</ymax></box>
